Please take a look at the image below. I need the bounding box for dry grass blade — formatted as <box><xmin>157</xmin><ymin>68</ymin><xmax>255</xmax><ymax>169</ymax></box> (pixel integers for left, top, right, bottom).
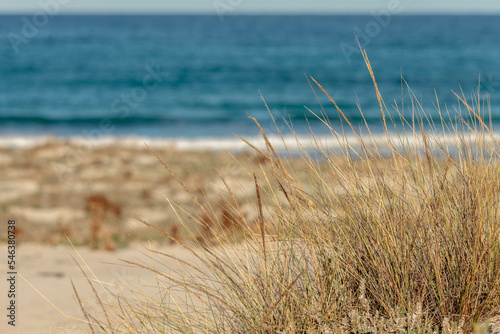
<box><xmin>309</xmin><ymin>76</ymin><xmax>356</xmax><ymax>135</ymax></box>
<box><xmin>71</xmin><ymin>278</ymin><xmax>96</xmax><ymax>334</ymax></box>
<box><xmin>251</xmin><ymin>271</ymin><xmax>303</xmax><ymax>334</ymax></box>
<box><xmin>360</xmin><ymin>48</ymin><xmax>388</xmax><ymax>136</ymax></box>
<box><xmin>71</xmin><ymin>254</ymin><xmax>115</xmax><ymax>334</ymax></box>
<box><xmin>254</xmin><ymin>173</ymin><xmax>266</xmax><ymax>263</ymax></box>
<box><xmin>234</xmin><ymin>134</ymin><xmax>271</xmax><ymax>161</ymax></box>
<box><xmin>247</xmin><ymin>115</ymin><xmax>294</xmax><ymax>181</ymax></box>
<box><xmin>146</xmin><ymin>144</ymin><xmax>213</xmax><ymax>221</ymax></box>
<box><xmin>277</xmin><ymin>181</ymin><xmax>306</xmax><ymax>233</ymax></box>
<box><xmin>134</xmin><ymin>215</ymin><xmax>241</xmax><ymax>279</ymax></box>
<box><xmin>254</xmin><ymin>172</ymin><xmax>270</xmax><ymax>311</ymax></box>
<box><xmin>119</xmin><ymin>259</ymin><xmax>229</xmax><ymax>307</ymax></box>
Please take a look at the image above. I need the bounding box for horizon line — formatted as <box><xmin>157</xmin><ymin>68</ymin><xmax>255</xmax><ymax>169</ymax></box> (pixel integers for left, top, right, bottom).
<box><xmin>1</xmin><ymin>11</ymin><xmax>500</xmax><ymax>16</ymax></box>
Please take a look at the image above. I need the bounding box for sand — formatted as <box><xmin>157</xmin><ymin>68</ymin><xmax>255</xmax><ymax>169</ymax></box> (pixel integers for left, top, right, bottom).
<box><xmin>0</xmin><ymin>137</ymin><xmax>272</xmax><ymax>246</ymax></box>
<box><xmin>0</xmin><ymin>137</ymin><xmax>281</xmax><ymax>333</ymax></box>
<box><xmin>0</xmin><ymin>242</ymin><xmax>203</xmax><ymax>333</ymax></box>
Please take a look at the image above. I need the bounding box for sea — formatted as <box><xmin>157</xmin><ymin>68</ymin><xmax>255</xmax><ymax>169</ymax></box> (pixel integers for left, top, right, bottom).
<box><xmin>1</xmin><ymin>15</ymin><xmax>500</xmax><ymax>149</ymax></box>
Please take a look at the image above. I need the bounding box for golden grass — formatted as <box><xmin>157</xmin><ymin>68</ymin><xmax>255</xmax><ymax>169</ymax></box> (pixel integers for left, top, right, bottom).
<box><xmin>72</xmin><ymin>51</ymin><xmax>500</xmax><ymax>333</ymax></box>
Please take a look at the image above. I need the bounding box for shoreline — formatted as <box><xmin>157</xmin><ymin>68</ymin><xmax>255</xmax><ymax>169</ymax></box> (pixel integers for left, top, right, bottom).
<box><xmin>0</xmin><ymin>128</ymin><xmax>497</xmax><ymax>152</ymax></box>
<box><xmin>0</xmin><ymin>133</ymin><xmax>313</xmax><ymax>151</ymax></box>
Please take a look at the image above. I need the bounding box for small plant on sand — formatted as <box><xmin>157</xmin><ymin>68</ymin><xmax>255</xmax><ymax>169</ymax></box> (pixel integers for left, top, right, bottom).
<box><xmin>73</xmin><ymin>51</ymin><xmax>500</xmax><ymax>333</ymax></box>
<box><xmin>86</xmin><ymin>194</ymin><xmax>121</xmax><ymax>250</ymax></box>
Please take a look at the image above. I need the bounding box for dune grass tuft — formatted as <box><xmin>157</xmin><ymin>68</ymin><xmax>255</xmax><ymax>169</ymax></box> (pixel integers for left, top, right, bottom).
<box><xmin>74</xmin><ymin>52</ymin><xmax>500</xmax><ymax>333</ymax></box>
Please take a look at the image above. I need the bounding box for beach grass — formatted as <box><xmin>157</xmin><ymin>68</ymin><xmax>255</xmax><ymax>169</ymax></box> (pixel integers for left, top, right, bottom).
<box><xmin>73</xmin><ymin>52</ymin><xmax>500</xmax><ymax>333</ymax></box>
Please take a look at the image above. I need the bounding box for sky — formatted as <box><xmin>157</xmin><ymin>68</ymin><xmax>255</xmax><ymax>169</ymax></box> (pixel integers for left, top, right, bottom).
<box><xmin>1</xmin><ymin>0</ymin><xmax>500</xmax><ymax>14</ymax></box>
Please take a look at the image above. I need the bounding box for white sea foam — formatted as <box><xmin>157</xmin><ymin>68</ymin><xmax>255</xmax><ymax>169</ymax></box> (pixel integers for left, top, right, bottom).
<box><xmin>0</xmin><ymin>134</ymin><xmax>322</xmax><ymax>151</ymax></box>
<box><xmin>0</xmin><ymin>131</ymin><xmax>499</xmax><ymax>154</ymax></box>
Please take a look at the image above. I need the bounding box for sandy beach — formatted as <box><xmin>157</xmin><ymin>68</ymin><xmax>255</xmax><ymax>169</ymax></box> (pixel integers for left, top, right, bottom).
<box><xmin>0</xmin><ymin>242</ymin><xmax>206</xmax><ymax>333</ymax></box>
<box><xmin>0</xmin><ymin>137</ymin><xmax>277</xmax><ymax>332</ymax></box>
<box><xmin>0</xmin><ymin>137</ymin><xmax>276</xmax><ymax>246</ymax></box>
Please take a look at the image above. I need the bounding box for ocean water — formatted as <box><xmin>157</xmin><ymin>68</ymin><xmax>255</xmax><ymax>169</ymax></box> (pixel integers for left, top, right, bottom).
<box><xmin>1</xmin><ymin>15</ymin><xmax>500</xmax><ymax>143</ymax></box>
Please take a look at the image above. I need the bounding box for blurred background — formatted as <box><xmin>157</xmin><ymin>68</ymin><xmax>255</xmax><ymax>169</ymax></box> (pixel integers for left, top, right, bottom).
<box><xmin>1</xmin><ymin>1</ymin><xmax>500</xmax><ymax>247</ymax></box>
<box><xmin>1</xmin><ymin>0</ymin><xmax>500</xmax><ymax>140</ymax></box>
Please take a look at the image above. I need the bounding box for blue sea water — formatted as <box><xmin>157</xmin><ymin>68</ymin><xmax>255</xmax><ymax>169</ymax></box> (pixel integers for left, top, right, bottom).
<box><xmin>1</xmin><ymin>15</ymin><xmax>500</xmax><ymax>140</ymax></box>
